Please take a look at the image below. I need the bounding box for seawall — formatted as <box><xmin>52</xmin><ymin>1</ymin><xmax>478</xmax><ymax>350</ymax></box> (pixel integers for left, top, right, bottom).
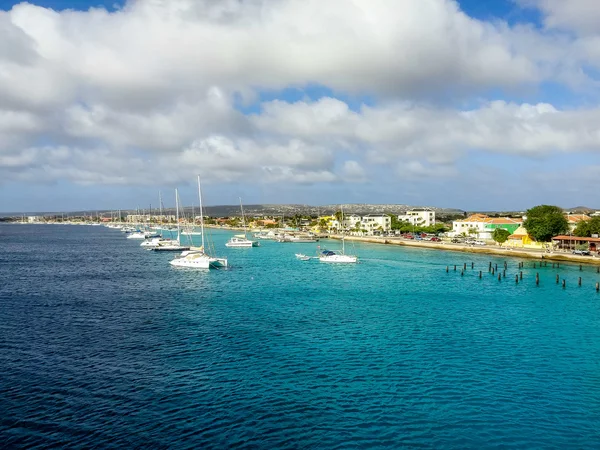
<box><xmin>329</xmin><ymin>235</ymin><xmax>600</xmax><ymax>266</ymax></box>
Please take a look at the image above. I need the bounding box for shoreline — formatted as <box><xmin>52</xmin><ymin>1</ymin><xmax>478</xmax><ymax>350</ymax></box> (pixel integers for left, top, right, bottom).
<box><xmin>329</xmin><ymin>235</ymin><xmax>600</xmax><ymax>266</ymax></box>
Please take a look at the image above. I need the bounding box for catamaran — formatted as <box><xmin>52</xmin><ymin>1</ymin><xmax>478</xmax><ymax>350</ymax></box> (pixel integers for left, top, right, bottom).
<box><xmin>225</xmin><ymin>198</ymin><xmax>259</xmax><ymax>247</ymax></box>
<box><xmin>170</xmin><ymin>176</ymin><xmax>228</xmax><ymax>269</ymax></box>
<box><xmin>319</xmin><ymin>207</ymin><xmax>358</xmax><ymax>263</ymax></box>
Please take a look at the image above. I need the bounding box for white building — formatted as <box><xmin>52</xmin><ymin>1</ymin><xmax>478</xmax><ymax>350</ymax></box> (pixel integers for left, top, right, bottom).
<box><xmin>398</xmin><ymin>209</ymin><xmax>436</xmax><ymax>227</ymax></box>
<box><xmin>360</xmin><ymin>214</ymin><xmax>391</xmax><ymax>233</ymax></box>
<box><xmin>449</xmin><ymin>214</ymin><xmax>522</xmax><ymax>240</ymax></box>
<box><xmin>27</xmin><ymin>216</ymin><xmax>40</xmax><ymax>223</ymax></box>
<box><xmin>342</xmin><ymin>214</ymin><xmax>362</xmax><ymax>230</ymax></box>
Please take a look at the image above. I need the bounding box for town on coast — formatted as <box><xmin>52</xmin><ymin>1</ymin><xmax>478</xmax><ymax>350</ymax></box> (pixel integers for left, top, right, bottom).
<box><xmin>13</xmin><ymin>204</ymin><xmax>600</xmax><ymax>265</ymax></box>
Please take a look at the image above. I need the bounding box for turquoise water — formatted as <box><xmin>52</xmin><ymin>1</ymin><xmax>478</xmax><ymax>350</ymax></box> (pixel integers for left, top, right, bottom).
<box><xmin>1</xmin><ymin>224</ymin><xmax>600</xmax><ymax>448</ymax></box>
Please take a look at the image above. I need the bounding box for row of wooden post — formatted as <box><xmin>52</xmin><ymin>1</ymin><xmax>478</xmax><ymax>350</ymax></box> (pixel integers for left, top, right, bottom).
<box><xmin>446</xmin><ymin>261</ymin><xmax>600</xmax><ymax>291</ymax></box>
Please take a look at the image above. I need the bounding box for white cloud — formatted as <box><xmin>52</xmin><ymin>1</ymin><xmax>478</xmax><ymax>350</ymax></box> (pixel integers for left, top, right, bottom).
<box><xmin>520</xmin><ymin>0</ymin><xmax>600</xmax><ymax>35</ymax></box>
<box><xmin>1</xmin><ymin>0</ymin><xmax>600</xmax><ymax>207</ymax></box>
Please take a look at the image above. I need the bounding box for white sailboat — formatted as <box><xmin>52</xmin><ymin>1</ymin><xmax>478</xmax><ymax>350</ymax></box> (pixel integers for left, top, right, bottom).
<box><xmin>170</xmin><ymin>176</ymin><xmax>228</xmax><ymax>269</ymax></box>
<box><xmin>225</xmin><ymin>198</ymin><xmax>259</xmax><ymax>247</ymax></box>
<box><xmin>153</xmin><ymin>189</ymin><xmax>190</xmax><ymax>252</ymax></box>
<box><xmin>319</xmin><ymin>207</ymin><xmax>358</xmax><ymax>263</ymax></box>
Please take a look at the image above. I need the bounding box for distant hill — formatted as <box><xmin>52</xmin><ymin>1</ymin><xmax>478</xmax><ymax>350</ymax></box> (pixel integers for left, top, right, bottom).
<box><xmin>0</xmin><ymin>204</ymin><xmax>465</xmax><ymax>218</ymax></box>
<box><xmin>565</xmin><ymin>206</ymin><xmax>597</xmax><ymax>213</ymax></box>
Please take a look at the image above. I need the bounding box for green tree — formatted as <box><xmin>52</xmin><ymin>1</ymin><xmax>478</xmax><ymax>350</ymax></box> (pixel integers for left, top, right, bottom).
<box><xmin>492</xmin><ymin>228</ymin><xmax>511</xmax><ymax>246</ymax></box>
<box><xmin>574</xmin><ymin>216</ymin><xmax>600</xmax><ymax>237</ymax></box>
<box><xmin>523</xmin><ymin>205</ymin><xmax>568</xmax><ymax>242</ymax></box>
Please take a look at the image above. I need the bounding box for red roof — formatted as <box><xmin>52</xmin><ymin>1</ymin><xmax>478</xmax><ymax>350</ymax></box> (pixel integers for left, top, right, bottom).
<box><xmin>552</xmin><ymin>235</ymin><xmax>600</xmax><ymax>243</ymax></box>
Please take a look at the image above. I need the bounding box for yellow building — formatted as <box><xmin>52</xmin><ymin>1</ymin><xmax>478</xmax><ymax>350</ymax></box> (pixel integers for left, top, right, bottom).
<box><xmin>506</xmin><ymin>225</ymin><xmax>546</xmax><ymax>249</ymax></box>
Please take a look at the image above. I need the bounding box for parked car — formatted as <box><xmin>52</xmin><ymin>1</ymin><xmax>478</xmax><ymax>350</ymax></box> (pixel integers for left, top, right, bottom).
<box><xmin>430</xmin><ymin>237</ymin><xmax>441</xmax><ymax>242</ymax></box>
<box><xmin>572</xmin><ymin>249</ymin><xmax>590</xmax><ymax>255</ymax></box>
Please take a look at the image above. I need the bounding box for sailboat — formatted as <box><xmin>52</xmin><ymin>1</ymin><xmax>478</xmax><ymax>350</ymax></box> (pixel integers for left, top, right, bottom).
<box><xmin>225</xmin><ymin>198</ymin><xmax>259</xmax><ymax>247</ymax></box>
<box><xmin>169</xmin><ymin>176</ymin><xmax>228</xmax><ymax>269</ymax></box>
<box><xmin>152</xmin><ymin>189</ymin><xmax>190</xmax><ymax>252</ymax></box>
<box><xmin>319</xmin><ymin>207</ymin><xmax>358</xmax><ymax>263</ymax></box>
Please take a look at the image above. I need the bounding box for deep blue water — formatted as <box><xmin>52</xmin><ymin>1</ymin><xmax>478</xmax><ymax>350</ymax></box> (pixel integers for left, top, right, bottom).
<box><xmin>1</xmin><ymin>224</ymin><xmax>600</xmax><ymax>448</ymax></box>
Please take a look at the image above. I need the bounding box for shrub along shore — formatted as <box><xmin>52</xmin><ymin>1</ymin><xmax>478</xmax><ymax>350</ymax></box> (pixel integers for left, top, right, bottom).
<box><xmin>329</xmin><ymin>235</ymin><xmax>600</xmax><ymax>266</ymax></box>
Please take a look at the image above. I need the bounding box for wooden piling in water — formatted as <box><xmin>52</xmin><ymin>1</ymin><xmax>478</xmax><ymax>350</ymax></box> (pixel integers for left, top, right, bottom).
<box><xmin>503</xmin><ymin>269</ymin><xmax>506</xmax><ymax>278</ymax></box>
<box><xmin>471</xmin><ymin>262</ymin><xmax>474</xmax><ymax>269</ymax></box>
<box><xmin>556</xmin><ymin>274</ymin><xmax>559</xmax><ymax>284</ymax></box>
<box><xmin>596</xmin><ymin>282</ymin><xmax>599</xmax><ymax>292</ymax></box>
<box><xmin>491</xmin><ymin>267</ymin><xmax>495</xmax><ymax>275</ymax></box>
<box><xmin>498</xmin><ymin>273</ymin><xmax>501</xmax><ymax>281</ymax></box>
<box><xmin>495</xmin><ymin>263</ymin><xmax>498</xmax><ymax>272</ymax></box>
<box><xmin>479</xmin><ymin>271</ymin><xmax>482</xmax><ymax>279</ymax></box>
<box><xmin>489</xmin><ymin>262</ymin><xmax>492</xmax><ymax>272</ymax></box>
<box><xmin>454</xmin><ymin>265</ymin><xmax>456</xmax><ymax>271</ymax></box>
<box><xmin>515</xmin><ymin>274</ymin><xmax>519</xmax><ymax>284</ymax></box>
<box><xmin>464</xmin><ymin>263</ymin><xmax>467</xmax><ymax>270</ymax></box>
<box><xmin>446</xmin><ymin>266</ymin><xmax>449</xmax><ymax>273</ymax></box>
<box><xmin>578</xmin><ymin>277</ymin><xmax>582</xmax><ymax>286</ymax></box>
<box><xmin>504</xmin><ymin>262</ymin><xmax>507</xmax><ymax>270</ymax></box>
<box><xmin>520</xmin><ymin>271</ymin><xmax>523</xmax><ymax>280</ymax></box>
<box><xmin>562</xmin><ymin>279</ymin><xmax>566</xmax><ymax>288</ymax></box>
<box><xmin>536</xmin><ymin>273</ymin><xmax>539</xmax><ymax>285</ymax></box>
<box><xmin>461</xmin><ymin>270</ymin><xmax>464</xmax><ymax>276</ymax></box>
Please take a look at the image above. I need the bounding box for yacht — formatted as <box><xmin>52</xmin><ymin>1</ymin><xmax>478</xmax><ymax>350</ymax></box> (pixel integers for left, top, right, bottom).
<box><xmin>319</xmin><ymin>248</ymin><xmax>358</xmax><ymax>263</ymax></box>
<box><xmin>319</xmin><ymin>207</ymin><xmax>358</xmax><ymax>264</ymax></box>
<box><xmin>140</xmin><ymin>237</ymin><xmax>178</xmax><ymax>248</ymax></box>
<box><xmin>225</xmin><ymin>198</ymin><xmax>259</xmax><ymax>248</ymax></box>
<box><xmin>226</xmin><ymin>234</ymin><xmax>260</xmax><ymax>247</ymax></box>
<box><xmin>127</xmin><ymin>231</ymin><xmax>160</xmax><ymax>240</ymax></box>
<box><xmin>169</xmin><ymin>176</ymin><xmax>228</xmax><ymax>269</ymax></box>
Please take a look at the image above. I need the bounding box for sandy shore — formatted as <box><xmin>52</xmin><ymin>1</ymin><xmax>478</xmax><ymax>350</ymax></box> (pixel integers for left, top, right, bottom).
<box><xmin>329</xmin><ymin>235</ymin><xmax>600</xmax><ymax>266</ymax></box>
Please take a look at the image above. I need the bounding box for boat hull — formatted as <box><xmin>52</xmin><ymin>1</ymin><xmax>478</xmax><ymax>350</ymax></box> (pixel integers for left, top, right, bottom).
<box><xmin>319</xmin><ymin>255</ymin><xmax>358</xmax><ymax>263</ymax></box>
<box><xmin>170</xmin><ymin>254</ymin><xmax>228</xmax><ymax>269</ymax></box>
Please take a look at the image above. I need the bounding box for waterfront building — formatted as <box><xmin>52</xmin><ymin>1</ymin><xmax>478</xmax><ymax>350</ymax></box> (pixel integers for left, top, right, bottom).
<box><xmin>398</xmin><ymin>209</ymin><xmax>436</xmax><ymax>227</ymax></box>
<box><xmin>360</xmin><ymin>214</ymin><xmax>391</xmax><ymax>233</ymax></box>
<box><xmin>449</xmin><ymin>214</ymin><xmax>522</xmax><ymax>240</ymax></box>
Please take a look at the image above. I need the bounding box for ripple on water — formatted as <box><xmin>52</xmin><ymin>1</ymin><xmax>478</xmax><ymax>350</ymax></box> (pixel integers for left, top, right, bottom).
<box><xmin>1</xmin><ymin>225</ymin><xmax>600</xmax><ymax>448</ymax></box>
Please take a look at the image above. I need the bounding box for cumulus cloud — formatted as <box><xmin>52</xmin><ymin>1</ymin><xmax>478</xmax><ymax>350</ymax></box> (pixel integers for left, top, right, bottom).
<box><xmin>1</xmin><ymin>0</ymin><xmax>600</xmax><ymax>208</ymax></box>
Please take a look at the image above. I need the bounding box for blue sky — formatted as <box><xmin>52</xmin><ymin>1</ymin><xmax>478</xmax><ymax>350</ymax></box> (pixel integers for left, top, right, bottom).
<box><xmin>1</xmin><ymin>0</ymin><xmax>599</xmax><ymax>213</ymax></box>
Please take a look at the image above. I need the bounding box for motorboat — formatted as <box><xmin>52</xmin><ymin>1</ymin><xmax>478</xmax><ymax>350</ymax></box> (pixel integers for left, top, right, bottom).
<box><xmin>318</xmin><ymin>249</ymin><xmax>358</xmax><ymax>263</ymax></box>
<box><xmin>295</xmin><ymin>253</ymin><xmax>311</xmax><ymax>261</ymax></box>
<box><xmin>226</xmin><ymin>235</ymin><xmax>260</xmax><ymax>247</ymax></box>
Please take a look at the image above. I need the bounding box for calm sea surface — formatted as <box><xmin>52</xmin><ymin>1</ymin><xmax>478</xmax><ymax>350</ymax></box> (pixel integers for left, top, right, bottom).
<box><xmin>1</xmin><ymin>224</ymin><xmax>600</xmax><ymax>448</ymax></box>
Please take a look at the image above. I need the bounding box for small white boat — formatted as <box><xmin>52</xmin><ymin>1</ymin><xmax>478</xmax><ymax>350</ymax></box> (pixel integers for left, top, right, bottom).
<box><xmin>225</xmin><ymin>198</ymin><xmax>259</xmax><ymax>248</ymax></box>
<box><xmin>318</xmin><ymin>207</ymin><xmax>358</xmax><ymax>264</ymax></box>
<box><xmin>295</xmin><ymin>253</ymin><xmax>311</xmax><ymax>261</ymax></box>
<box><xmin>318</xmin><ymin>250</ymin><xmax>358</xmax><ymax>263</ymax></box>
<box><xmin>140</xmin><ymin>237</ymin><xmax>178</xmax><ymax>248</ymax></box>
<box><xmin>128</xmin><ymin>231</ymin><xmax>160</xmax><ymax>240</ymax></box>
<box><xmin>226</xmin><ymin>235</ymin><xmax>260</xmax><ymax>247</ymax></box>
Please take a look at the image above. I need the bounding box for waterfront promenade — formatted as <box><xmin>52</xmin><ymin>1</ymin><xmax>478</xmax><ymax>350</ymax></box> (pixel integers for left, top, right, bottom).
<box><xmin>330</xmin><ymin>235</ymin><xmax>600</xmax><ymax>266</ymax></box>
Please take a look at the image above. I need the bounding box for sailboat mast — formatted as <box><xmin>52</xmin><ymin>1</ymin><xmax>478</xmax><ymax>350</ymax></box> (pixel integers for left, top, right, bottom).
<box><xmin>341</xmin><ymin>206</ymin><xmax>345</xmax><ymax>254</ymax></box>
<box><xmin>239</xmin><ymin>197</ymin><xmax>247</xmax><ymax>238</ymax></box>
<box><xmin>175</xmin><ymin>188</ymin><xmax>180</xmax><ymax>243</ymax></box>
<box><xmin>159</xmin><ymin>191</ymin><xmax>163</xmax><ymax>222</ymax></box>
<box><xmin>197</xmin><ymin>176</ymin><xmax>205</xmax><ymax>250</ymax></box>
